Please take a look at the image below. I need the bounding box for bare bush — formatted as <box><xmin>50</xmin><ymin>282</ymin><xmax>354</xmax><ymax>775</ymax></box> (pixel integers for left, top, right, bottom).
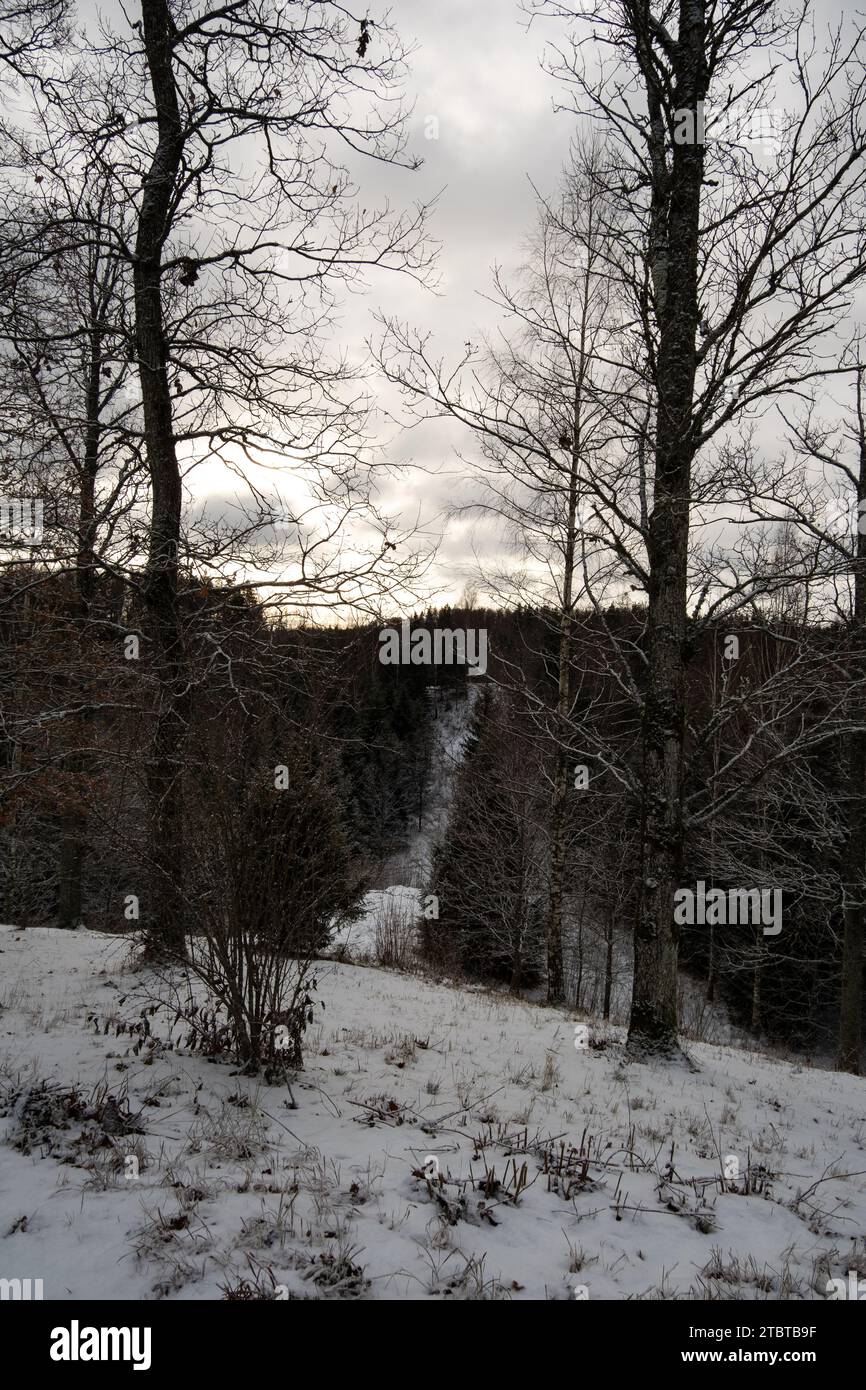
<box><xmin>374</xmin><ymin>893</ymin><xmax>418</xmax><ymax>970</ymax></box>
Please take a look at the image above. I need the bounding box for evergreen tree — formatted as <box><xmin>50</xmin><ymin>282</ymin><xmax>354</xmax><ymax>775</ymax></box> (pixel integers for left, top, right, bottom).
<box><xmin>429</xmin><ymin>690</ymin><xmax>545</xmax><ymax>989</ymax></box>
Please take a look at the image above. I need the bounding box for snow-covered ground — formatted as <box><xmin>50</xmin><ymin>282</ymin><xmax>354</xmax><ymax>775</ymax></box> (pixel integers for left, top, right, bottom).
<box><xmin>325</xmin><ymin>886</ymin><xmax>422</xmax><ymax>963</ymax></box>
<box><xmin>1</xmin><ymin>923</ymin><xmax>864</xmax><ymax>1301</ymax></box>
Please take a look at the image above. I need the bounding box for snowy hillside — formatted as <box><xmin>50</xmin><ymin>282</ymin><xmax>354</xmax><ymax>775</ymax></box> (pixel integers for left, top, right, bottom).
<box><xmin>1</xmin><ymin>924</ymin><xmax>863</xmax><ymax>1301</ymax></box>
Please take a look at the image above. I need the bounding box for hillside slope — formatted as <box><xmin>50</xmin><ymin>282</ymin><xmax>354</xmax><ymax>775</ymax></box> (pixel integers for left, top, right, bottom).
<box><xmin>0</xmin><ymin>925</ymin><xmax>863</xmax><ymax>1301</ymax></box>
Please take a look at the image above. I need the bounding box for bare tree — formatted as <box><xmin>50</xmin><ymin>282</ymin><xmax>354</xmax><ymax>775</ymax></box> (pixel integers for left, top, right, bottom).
<box><xmin>0</xmin><ymin>176</ymin><xmax>147</xmax><ymax>928</ymax></box>
<box><xmin>378</xmin><ymin>144</ymin><xmax>632</xmax><ymax>1002</ymax></box>
<box><xmin>0</xmin><ymin>0</ymin><xmax>68</xmax><ymax>80</ymax></box>
<box><xmin>528</xmin><ymin>0</ymin><xmax>866</xmax><ymax>1057</ymax></box>
<box><xmin>10</xmin><ymin>0</ymin><xmax>434</xmax><ymax>957</ymax></box>
<box><xmin>764</xmin><ymin>364</ymin><xmax>866</xmax><ymax>1072</ymax></box>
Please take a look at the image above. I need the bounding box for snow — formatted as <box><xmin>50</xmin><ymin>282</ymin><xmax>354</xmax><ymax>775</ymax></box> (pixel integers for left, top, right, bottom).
<box><xmin>384</xmin><ymin>685</ymin><xmax>477</xmax><ymax>885</ymax></box>
<box><xmin>1</xmin><ymin>922</ymin><xmax>864</xmax><ymax>1301</ymax></box>
<box><xmin>325</xmin><ymin>886</ymin><xmax>422</xmax><ymax>963</ymax></box>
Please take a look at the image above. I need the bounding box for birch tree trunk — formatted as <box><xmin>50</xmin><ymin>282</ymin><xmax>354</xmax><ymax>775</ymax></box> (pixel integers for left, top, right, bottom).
<box><xmin>545</xmin><ymin>400</ymin><xmax>581</xmax><ymax>1004</ymax></box>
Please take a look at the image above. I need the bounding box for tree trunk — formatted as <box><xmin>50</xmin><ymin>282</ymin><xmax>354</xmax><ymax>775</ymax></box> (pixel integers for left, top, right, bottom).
<box><xmin>59</xmin><ymin>316</ymin><xmax>103</xmax><ymax>928</ymax></box>
<box><xmin>839</xmin><ymin>383</ymin><xmax>866</xmax><ymax>1073</ymax></box>
<box><xmin>603</xmin><ymin>908</ymin><xmax>614</xmax><ymax>1020</ymax></box>
<box><xmin>134</xmin><ymin>0</ymin><xmax>188</xmax><ymax>960</ymax></box>
<box><xmin>628</xmin><ymin>0</ymin><xmax>708</xmax><ymax>1057</ymax></box>
<box><xmin>545</xmin><ymin>401</ymin><xmax>581</xmax><ymax>1004</ymax></box>
<box><xmin>751</xmin><ymin>933</ymin><xmax>763</xmax><ymax>1034</ymax></box>
<box><xmin>547</xmin><ymin>743</ymin><xmax>569</xmax><ymax>1003</ymax></box>
<box><xmin>706</xmin><ymin>923</ymin><xmax>716</xmax><ymax>1002</ymax></box>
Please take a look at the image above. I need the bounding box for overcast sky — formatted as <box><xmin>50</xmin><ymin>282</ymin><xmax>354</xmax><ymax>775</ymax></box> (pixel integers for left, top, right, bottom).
<box><xmin>339</xmin><ymin>0</ymin><xmax>578</xmax><ymax>605</ymax></box>
<box><xmin>351</xmin><ymin>0</ymin><xmax>862</xmax><ymax>612</ymax></box>
<box><xmin>71</xmin><ymin>0</ymin><xmax>857</xmax><ymax>613</ymax></box>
